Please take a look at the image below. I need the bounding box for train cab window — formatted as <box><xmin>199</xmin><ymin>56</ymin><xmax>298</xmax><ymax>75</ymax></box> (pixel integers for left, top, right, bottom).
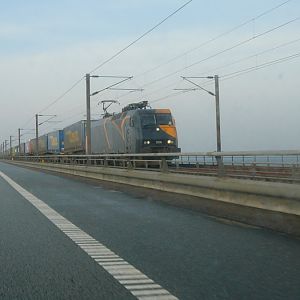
<box><xmin>141</xmin><ymin>115</ymin><xmax>156</xmax><ymax>127</ymax></box>
<box><xmin>156</xmin><ymin>114</ymin><xmax>173</xmax><ymax>125</ymax></box>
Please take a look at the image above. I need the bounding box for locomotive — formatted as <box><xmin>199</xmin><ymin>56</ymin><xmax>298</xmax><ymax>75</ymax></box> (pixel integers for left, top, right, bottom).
<box><xmin>90</xmin><ymin>101</ymin><xmax>180</xmax><ymax>154</ymax></box>
<box><xmin>14</xmin><ymin>101</ymin><xmax>180</xmax><ymax>155</ymax></box>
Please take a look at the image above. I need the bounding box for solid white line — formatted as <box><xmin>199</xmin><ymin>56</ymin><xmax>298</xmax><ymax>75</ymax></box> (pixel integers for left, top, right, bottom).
<box><xmin>0</xmin><ymin>170</ymin><xmax>178</xmax><ymax>300</ymax></box>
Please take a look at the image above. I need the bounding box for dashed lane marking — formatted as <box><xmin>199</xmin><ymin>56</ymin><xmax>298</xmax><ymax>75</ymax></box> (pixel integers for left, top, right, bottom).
<box><xmin>0</xmin><ymin>171</ymin><xmax>178</xmax><ymax>300</ymax></box>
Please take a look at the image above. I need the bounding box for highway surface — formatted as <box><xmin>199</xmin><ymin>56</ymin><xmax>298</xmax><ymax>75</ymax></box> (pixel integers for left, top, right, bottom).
<box><xmin>0</xmin><ymin>161</ymin><xmax>299</xmax><ymax>300</ymax></box>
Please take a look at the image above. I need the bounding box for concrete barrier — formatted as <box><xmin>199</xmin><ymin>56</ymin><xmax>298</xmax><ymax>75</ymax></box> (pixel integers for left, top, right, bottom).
<box><xmin>5</xmin><ymin>160</ymin><xmax>300</xmax><ymax>236</ymax></box>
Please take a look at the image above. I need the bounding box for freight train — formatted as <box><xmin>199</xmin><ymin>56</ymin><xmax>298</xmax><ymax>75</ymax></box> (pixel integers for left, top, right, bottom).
<box><xmin>9</xmin><ymin>101</ymin><xmax>180</xmax><ymax>156</ymax></box>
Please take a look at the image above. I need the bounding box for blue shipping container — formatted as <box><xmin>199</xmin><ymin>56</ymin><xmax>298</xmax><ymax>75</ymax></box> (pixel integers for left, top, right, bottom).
<box><xmin>47</xmin><ymin>130</ymin><xmax>64</xmax><ymax>154</ymax></box>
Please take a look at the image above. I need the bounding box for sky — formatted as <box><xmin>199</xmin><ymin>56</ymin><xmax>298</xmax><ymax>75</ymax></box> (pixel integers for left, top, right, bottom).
<box><xmin>0</xmin><ymin>0</ymin><xmax>299</xmax><ymax>152</ymax></box>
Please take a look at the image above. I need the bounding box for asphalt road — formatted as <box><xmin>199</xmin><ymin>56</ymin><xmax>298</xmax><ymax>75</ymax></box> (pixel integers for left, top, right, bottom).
<box><xmin>0</xmin><ymin>161</ymin><xmax>299</xmax><ymax>300</ymax></box>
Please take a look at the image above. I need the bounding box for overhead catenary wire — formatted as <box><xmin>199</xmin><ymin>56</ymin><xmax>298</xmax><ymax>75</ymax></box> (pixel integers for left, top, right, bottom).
<box><xmin>14</xmin><ymin>0</ymin><xmax>193</xmax><ymax>138</ymax></box>
<box><xmin>88</xmin><ymin>0</ymin><xmax>193</xmax><ymax>74</ymax></box>
<box><xmin>122</xmin><ymin>37</ymin><xmax>300</xmax><ymax>105</ymax></box>
<box><xmin>183</xmin><ymin>37</ymin><xmax>300</xmax><ymax>78</ymax></box>
<box><xmin>19</xmin><ymin>116</ymin><xmax>35</xmax><ymax>131</ymax></box>
<box><xmin>117</xmin><ymin>31</ymin><xmax>300</xmax><ymax>108</ymax></box>
<box><xmin>150</xmin><ymin>90</ymin><xmax>193</xmax><ymax>105</ymax></box>
<box><xmin>221</xmin><ymin>51</ymin><xmax>300</xmax><ymax>80</ymax></box>
<box><xmin>141</xmin><ymin>17</ymin><xmax>300</xmax><ymax>89</ymax></box>
<box><xmin>38</xmin><ymin>76</ymin><xmax>85</xmax><ymax>114</ymax></box>
<box><xmin>97</xmin><ymin>36</ymin><xmax>300</xmax><ymax>109</ymax></box>
<box><xmin>117</xmin><ymin>0</ymin><xmax>293</xmax><ymax>100</ymax></box>
<box><xmin>135</xmin><ymin>0</ymin><xmax>293</xmax><ymax>79</ymax></box>
<box><xmin>148</xmin><ymin>51</ymin><xmax>300</xmax><ymax>105</ymax></box>
<box><xmin>9</xmin><ymin>1</ymin><xmax>296</xmax><ymax>144</ymax></box>
<box><xmin>22</xmin><ymin>36</ymin><xmax>300</xmax><ymax>135</ymax></box>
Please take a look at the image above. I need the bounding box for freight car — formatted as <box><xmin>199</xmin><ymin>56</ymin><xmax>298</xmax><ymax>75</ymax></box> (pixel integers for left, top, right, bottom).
<box><xmin>48</xmin><ymin>130</ymin><xmax>64</xmax><ymax>154</ymax></box>
<box><xmin>38</xmin><ymin>134</ymin><xmax>48</xmax><ymax>154</ymax></box>
<box><xmin>63</xmin><ymin>120</ymin><xmax>98</xmax><ymax>154</ymax></box>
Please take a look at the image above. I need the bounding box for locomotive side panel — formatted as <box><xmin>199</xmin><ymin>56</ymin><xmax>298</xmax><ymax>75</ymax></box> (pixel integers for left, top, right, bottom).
<box><xmin>127</xmin><ymin>111</ymin><xmax>141</xmax><ymax>153</ymax></box>
<box><xmin>91</xmin><ymin>112</ymin><xmax>133</xmax><ymax>154</ymax></box>
<box><xmin>91</xmin><ymin>120</ymin><xmax>108</xmax><ymax>154</ymax></box>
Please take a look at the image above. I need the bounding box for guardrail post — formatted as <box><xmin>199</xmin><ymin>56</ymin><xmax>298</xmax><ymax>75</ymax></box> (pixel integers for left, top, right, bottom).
<box><xmin>292</xmin><ymin>164</ymin><xmax>300</xmax><ymax>180</ymax></box>
<box><xmin>104</xmin><ymin>157</ymin><xmax>108</xmax><ymax>167</ymax></box>
<box><xmin>216</xmin><ymin>156</ymin><xmax>225</xmax><ymax>177</ymax></box>
<box><xmin>87</xmin><ymin>156</ymin><xmax>91</xmax><ymax>166</ymax></box>
<box><xmin>160</xmin><ymin>158</ymin><xmax>168</xmax><ymax>173</ymax></box>
<box><xmin>250</xmin><ymin>163</ymin><xmax>256</xmax><ymax>178</ymax></box>
<box><xmin>127</xmin><ymin>159</ymin><xmax>133</xmax><ymax>170</ymax></box>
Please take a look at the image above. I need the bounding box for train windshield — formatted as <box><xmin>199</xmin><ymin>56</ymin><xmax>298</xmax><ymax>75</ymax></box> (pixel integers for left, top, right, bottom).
<box><xmin>141</xmin><ymin>115</ymin><xmax>156</xmax><ymax>127</ymax></box>
<box><xmin>156</xmin><ymin>114</ymin><xmax>173</xmax><ymax>125</ymax></box>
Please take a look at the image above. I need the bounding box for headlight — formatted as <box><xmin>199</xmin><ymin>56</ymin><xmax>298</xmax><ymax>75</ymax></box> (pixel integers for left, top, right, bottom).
<box><xmin>167</xmin><ymin>140</ymin><xmax>174</xmax><ymax>144</ymax></box>
<box><xmin>144</xmin><ymin>140</ymin><xmax>151</xmax><ymax>145</ymax></box>
<box><xmin>156</xmin><ymin>127</ymin><xmax>160</xmax><ymax>131</ymax></box>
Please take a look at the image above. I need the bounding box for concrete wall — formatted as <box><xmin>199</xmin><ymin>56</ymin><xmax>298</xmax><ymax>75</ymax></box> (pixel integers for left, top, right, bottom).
<box><xmin>6</xmin><ymin>160</ymin><xmax>300</xmax><ymax>236</ymax></box>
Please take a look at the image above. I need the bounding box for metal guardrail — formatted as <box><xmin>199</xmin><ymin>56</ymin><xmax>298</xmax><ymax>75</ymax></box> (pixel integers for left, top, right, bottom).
<box><xmin>2</xmin><ymin>150</ymin><xmax>300</xmax><ymax>183</ymax></box>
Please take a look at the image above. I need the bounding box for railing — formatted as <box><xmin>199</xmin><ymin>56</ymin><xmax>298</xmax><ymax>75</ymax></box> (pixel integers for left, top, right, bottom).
<box><xmin>2</xmin><ymin>150</ymin><xmax>300</xmax><ymax>183</ymax></box>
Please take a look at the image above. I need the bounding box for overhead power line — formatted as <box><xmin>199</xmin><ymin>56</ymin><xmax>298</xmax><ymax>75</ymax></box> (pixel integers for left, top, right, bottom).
<box><xmin>150</xmin><ymin>90</ymin><xmax>192</xmax><ymax>104</ymax></box>
<box><xmin>135</xmin><ymin>0</ymin><xmax>292</xmax><ymax>79</ymax></box>
<box><xmin>149</xmin><ymin>51</ymin><xmax>300</xmax><ymax>105</ymax></box>
<box><xmin>140</xmin><ymin>17</ymin><xmax>300</xmax><ymax>91</ymax></box>
<box><xmin>221</xmin><ymin>52</ymin><xmax>300</xmax><ymax>80</ymax></box>
<box><xmin>117</xmin><ymin>0</ymin><xmax>293</xmax><ymax>101</ymax></box>
<box><xmin>38</xmin><ymin>76</ymin><xmax>85</xmax><ymax>114</ymax></box>
<box><xmin>36</xmin><ymin>14</ymin><xmax>299</xmax><ymax>124</ymax></box>
<box><xmin>88</xmin><ymin>0</ymin><xmax>193</xmax><ymax>74</ymax></box>
<box><xmin>16</xmin><ymin>0</ymin><xmax>193</xmax><ymax>132</ymax></box>
<box><xmin>14</xmin><ymin>1</ymin><xmax>295</xmax><ymax>137</ymax></box>
<box><xmin>122</xmin><ymin>37</ymin><xmax>300</xmax><ymax>106</ymax></box>
<box><xmin>185</xmin><ymin>37</ymin><xmax>300</xmax><ymax>78</ymax></box>
<box><xmin>20</xmin><ymin>116</ymin><xmax>35</xmax><ymax>131</ymax></box>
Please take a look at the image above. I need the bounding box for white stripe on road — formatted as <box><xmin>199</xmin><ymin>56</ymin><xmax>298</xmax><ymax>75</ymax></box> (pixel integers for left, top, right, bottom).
<box><xmin>0</xmin><ymin>171</ymin><xmax>178</xmax><ymax>300</ymax></box>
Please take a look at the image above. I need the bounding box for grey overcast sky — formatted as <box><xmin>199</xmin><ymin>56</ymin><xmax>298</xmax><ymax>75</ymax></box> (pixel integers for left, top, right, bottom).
<box><xmin>0</xmin><ymin>0</ymin><xmax>299</xmax><ymax>151</ymax></box>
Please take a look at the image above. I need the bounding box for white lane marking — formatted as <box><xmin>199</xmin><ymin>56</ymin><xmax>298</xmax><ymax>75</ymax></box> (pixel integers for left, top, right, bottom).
<box><xmin>101</xmin><ymin>262</ymin><xmax>129</xmax><ymax>266</ymax></box>
<box><xmin>125</xmin><ymin>284</ymin><xmax>162</xmax><ymax>290</ymax></box>
<box><xmin>96</xmin><ymin>258</ymin><xmax>124</xmax><ymax>262</ymax></box>
<box><xmin>0</xmin><ymin>171</ymin><xmax>178</xmax><ymax>300</ymax></box>
<box><xmin>132</xmin><ymin>290</ymin><xmax>171</xmax><ymax>296</ymax></box>
<box><xmin>120</xmin><ymin>279</ymin><xmax>154</xmax><ymax>285</ymax></box>
<box><xmin>115</xmin><ymin>274</ymin><xmax>149</xmax><ymax>280</ymax></box>
<box><xmin>138</xmin><ymin>296</ymin><xmax>178</xmax><ymax>300</ymax></box>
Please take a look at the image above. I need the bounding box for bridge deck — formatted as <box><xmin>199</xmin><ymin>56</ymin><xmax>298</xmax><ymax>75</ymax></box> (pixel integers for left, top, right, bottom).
<box><xmin>0</xmin><ymin>162</ymin><xmax>300</xmax><ymax>299</ymax></box>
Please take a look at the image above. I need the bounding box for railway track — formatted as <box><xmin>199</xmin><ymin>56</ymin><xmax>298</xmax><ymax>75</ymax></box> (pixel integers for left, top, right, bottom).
<box><xmin>170</xmin><ymin>164</ymin><xmax>300</xmax><ymax>183</ymax></box>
